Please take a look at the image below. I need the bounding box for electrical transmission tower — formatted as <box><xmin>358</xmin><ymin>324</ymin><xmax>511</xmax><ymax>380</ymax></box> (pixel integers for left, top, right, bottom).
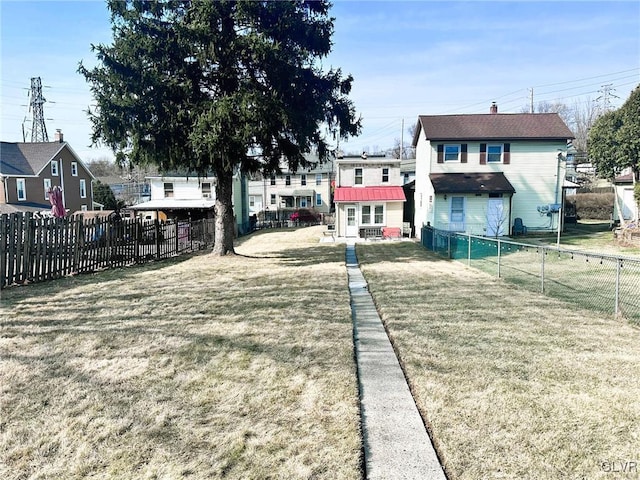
<box><xmin>29</xmin><ymin>77</ymin><xmax>49</xmax><ymax>142</ymax></box>
<box><xmin>595</xmin><ymin>83</ymin><xmax>619</xmax><ymax>113</ymax></box>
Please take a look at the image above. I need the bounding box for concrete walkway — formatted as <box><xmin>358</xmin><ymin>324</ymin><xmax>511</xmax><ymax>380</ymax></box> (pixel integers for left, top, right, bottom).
<box><xmin>346</xmin><ymin>243</ymin><xmax>447</xmax><ymax>480</ymax></box>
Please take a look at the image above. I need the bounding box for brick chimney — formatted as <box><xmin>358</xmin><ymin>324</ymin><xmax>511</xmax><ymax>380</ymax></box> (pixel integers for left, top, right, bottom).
<box><xmin>54</xmin><ymin>129</ymin><xmax>64</xmax><ymax>143</ymax></box>
<box><xmin>490</xmin><ymin>102</ymin><xmax>498</xmax><ymax>114</ymax></box>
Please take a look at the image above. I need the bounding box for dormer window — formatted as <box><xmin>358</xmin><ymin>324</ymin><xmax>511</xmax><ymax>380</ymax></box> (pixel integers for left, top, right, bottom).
<box><xmin>51</xmin><ymin>160</ymin><xmax>59</xmax><ymax>176</ymax></box>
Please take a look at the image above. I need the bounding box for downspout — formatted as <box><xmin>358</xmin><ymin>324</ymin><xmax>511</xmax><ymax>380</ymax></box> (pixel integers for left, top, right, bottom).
<box><xmin>59</xmin><ymin>157</ymin><xmax>67</xmax><ymax>211</ymax></box>
<box><xmin>509</xmin><ymin>193</ymin><xmax>513</xmax><ymax>236</ymax></box>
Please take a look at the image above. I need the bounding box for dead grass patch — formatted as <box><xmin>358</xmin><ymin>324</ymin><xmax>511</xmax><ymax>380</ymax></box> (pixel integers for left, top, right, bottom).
<box><xmin>0</xmin><ymin>226</ymin><xmax>361</xmax><ymax>479</ymax></box>
<box><xmin>357</xmin><ymin>241</ymin><xmax>640</xmax><ymax>480</ymax></box>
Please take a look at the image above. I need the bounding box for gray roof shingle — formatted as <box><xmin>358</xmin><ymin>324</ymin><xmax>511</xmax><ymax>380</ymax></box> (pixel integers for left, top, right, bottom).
<box><xmin>430</xmin><ymin>172</ymin><xmax>516</xmax><ymax>194</ymax></box>
<box><xmin>0</xmin><ymin>142</ymin><xmax>66</xmax><ymax>176</ymax></box>
<box><xmin>414</xmin><ymin>113</ymin><xmax>575</xmax><ymax>144</ymax></box>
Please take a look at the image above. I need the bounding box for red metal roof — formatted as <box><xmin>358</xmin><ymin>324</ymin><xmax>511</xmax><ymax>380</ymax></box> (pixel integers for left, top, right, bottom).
<box><xmin>334</xmin><ymin>186</ymin><xmax>406</xmax><ymax>202</ymax></box>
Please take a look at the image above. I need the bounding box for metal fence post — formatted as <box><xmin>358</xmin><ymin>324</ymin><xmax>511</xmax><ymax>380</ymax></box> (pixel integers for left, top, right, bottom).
<box><xmin>497</xmin><ymin>239</ymin><xmax>501</xmax><ymax>278</ymax></box>
<box><xmin>447</xmin><ymin>232</ymin><xmax>451</xmax><ymax>259</ymax></box>
<box><xmin>615</xmin><ymin>259</ymin><xmax>621</xmax><ymax>316</ymax></box>
<box><xmin>540</xmin><ymin>246</ymin><xmax>545</xmax><ymax>294</ymax></box>
<box><xmin>468</xmin><ymin>233</ymin><xmax>471</xmax><ymax>266</ymax></box>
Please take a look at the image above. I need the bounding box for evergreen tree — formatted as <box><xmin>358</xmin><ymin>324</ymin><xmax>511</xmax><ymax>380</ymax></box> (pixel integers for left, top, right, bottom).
<box><xmin>79</xmin><ymin>0</ymin><xmax>360</xmax><ymax>254</ymax></box>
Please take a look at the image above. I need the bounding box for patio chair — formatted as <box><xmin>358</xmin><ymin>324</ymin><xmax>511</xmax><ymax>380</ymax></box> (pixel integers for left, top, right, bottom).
<box><xmin>512</xmin><ymin>217</ymin><xmax>527</xmax><ymax>235</ymax></box>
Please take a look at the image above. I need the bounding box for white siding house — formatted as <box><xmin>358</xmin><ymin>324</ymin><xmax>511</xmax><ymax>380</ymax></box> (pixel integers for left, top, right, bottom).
<box><xmin>413</xmin><ymin>105</ymin><xmax>575</xmax><ymax>239</ymax></box>
<box><xmin>613</xmin><ymin>172</ymin><xmax>638</xmax><ymax>224</ymax></box>
<box><xmin>130</xmin><ymin>172</ymin><xmax>250</xmax><ymax>234</ymax></box>
<box><xmin>334</xmin><ymin>153</ymin><xmax>406</xmax><ymax>238</ymax></box>
<box><xmin>246</xmin><ymin>154</ymin><xmax>334</xmax><ymax>222</ymax></box>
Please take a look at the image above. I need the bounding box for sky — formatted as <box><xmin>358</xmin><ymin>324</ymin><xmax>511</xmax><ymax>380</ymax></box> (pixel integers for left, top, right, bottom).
<box><xmin>1</xmin><ymin>0</ymin><xmax>639</xmax><ymax>162</ymax></box>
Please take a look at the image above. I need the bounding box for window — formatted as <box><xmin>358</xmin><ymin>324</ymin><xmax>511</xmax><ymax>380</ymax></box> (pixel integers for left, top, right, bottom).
<box><xmin>164</xmin><ymin>182</ymin><xmax>174</xmax><ymax>198</ymax></box>
<box><xmin>301</xmin><ymin>197</ymin><xmax>307</xmax><ymax>208</ymax></box>
<box><xmin>316</xmin><ymin>193</ymin><xmax>322</xmax><ymax>206</ymax></box>
<box><xmin>202</xmin><ymin>182</ymin><xmax>212</xmax><ymax>198</ymax></box>
<box><xmin>285</xmin><ymin>175</ymin><xmax>291</xmax><ymax>186</ymax></box>
<box><xmin>270</xmin><ymin>193</ymin><xmax>276</xmax><ymax>205</ymax></box>
<box><xmin>374</xmin><ymin>205</ymin><xmax>384</xmax><ymax>224</ymax></box>
<box><xmin>316</xmin><ymin>174</ymin><xmax>322</xmax><ymax>185</ymax></box>
<box><xmin>81</xmin><ymin>204</ymin><xmax>88</xmax><ymax>211</ymax></box>
<box><xmin>382</xmin><ymin>168</ymin><xmax>389</xmax><ymax>182</ymax></box>
<box><xmin>270</xmin><ymin>175</ymin><xmax>276</xmax><ymax>186</ymax></box>
<box><xmin>249</xmin><ymin>196</ymin><xmax>256</xmax><ymax>207</ymax></box>
<box><xmin>355</xmin><ymin>168</ymin><xmax>363</xmax><ymax>185</ymax></box>
<box><xmin>80</xmin><ymin>179</ymin><xmax>87</xmax><ymax>199</ymax></box>
<box><xmin>16</xmin><ymin>178</ymin><xmax>26</xmax><ymax>201</ymax></box>
<box><xmin>480</xmin><ymin>143</ymin><xmax>510</xmax><ymax>164</ymax></box>
<box><xmin>44</xmin><ymin>178</ymin><xmax>52</xmax><ymax>200</ymax></box>
<box><xmin>300</xmin><ymin>174</ymin><xmax>306</xmax><ymax>186</ymax></box>
<box><xmin>444</xmin><ymin>145</ymin><xmax>460</xmax><ymax>162</ymax></box>
<box><xmin>51</xmin><ymin>160</ymin><xmax>59</xmax><ymax>176</ymax></box>
<box><xmin>487</xmin><ymin>144</ymin><xmax>503</xmax><ymax>163</ymax></box>
<box><xmin>71</xmin><ymin>162</ymin><xmax>78</xmax><ymax>176</ymax></box>
<box><xmin>361</xmin><ymin>205</ymin><xmax>371</xmax><ymax>224</ymax></box>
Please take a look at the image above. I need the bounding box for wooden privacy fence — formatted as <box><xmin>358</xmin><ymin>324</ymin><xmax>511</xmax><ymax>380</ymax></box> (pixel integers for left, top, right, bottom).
<box><xmin>1</xmin><ymin>212</ymin><xmax>215</xmax><ymax>289</ymax></box>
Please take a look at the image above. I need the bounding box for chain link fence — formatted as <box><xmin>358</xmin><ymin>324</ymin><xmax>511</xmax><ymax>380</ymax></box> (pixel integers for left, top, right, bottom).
<box><xmin>421</xmin><ymin>226</ymin><xmax>640</xmax><ymax>323</ymax></box>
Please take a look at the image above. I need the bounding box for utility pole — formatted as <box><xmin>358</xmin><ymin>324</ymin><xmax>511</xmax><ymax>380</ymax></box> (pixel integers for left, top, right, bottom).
<box><xmin>400</xmin><ymin>118</ymin><xmax>404</xmax><ymax>160</ymax></box>
<box><xmin>529</xmin><ymin>88</ymin><xmax>534</xmax><ymax>113</ymax></box>
<box><xmin>29</xmin><ymin>77</ymin><xmax>49</xmax><ymax>142</ymax></box>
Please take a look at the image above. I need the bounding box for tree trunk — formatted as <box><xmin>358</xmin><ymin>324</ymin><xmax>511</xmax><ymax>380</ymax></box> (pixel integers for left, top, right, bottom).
<box><xmin>212</xmin><ymin>170</ymin><xmax>236</xmax><ymax>256</ymax></box>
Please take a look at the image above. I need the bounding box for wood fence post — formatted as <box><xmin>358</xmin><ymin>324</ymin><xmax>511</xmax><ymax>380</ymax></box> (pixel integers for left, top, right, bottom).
<box><xmin>0</xmin><ymin>214</ymin><xmax>8</xmax><ymax>288</ymax></box>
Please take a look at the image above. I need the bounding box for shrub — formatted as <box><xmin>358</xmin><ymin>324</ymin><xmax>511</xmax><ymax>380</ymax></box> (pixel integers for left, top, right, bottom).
<box><xmin>568</xmin><ymin>193</ymin><xmax>614</xmax><ymax>220</ymax></box>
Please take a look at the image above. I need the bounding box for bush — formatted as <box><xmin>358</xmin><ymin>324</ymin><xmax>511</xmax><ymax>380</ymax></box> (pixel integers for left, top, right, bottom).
<box><xmin>568</xmin><ymin>193</ymin><xmax>614</xmax><ymax>220</ymax></box>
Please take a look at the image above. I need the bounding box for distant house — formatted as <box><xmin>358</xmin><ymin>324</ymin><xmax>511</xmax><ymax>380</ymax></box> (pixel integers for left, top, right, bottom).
<box><xmin>128</xmin><ymin>171</ymin><xmax>250</xmax><ymax>234</ymax></box>
<box><xmin>247</xmin><ymin>154</ymin><xmax>334</xmax><ymax>222</ymax></box>
<box><xmin>333</xmin><ymin>153</ymin><xmax>406</xmax><ymax>238</ymax></box>
<box><xmin>0</xmin><ymin>130</ymin><xmax>95</xmax><ymax>215</ymax></box>
<box><xmin>613</xmin><ymin>171</ymin><xmax>638</xmax><ymax>224</ymax></box>
<box><xmin>412</xmin><ymin>103</ymin><xmax>575</xmax><ymax>238</ymax></box>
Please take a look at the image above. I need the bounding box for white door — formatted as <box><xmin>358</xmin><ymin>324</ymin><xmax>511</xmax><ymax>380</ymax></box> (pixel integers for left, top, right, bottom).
<box><xmin>449</xmin><ymin>197</ymin><xmax>465</xmax><ymax>231</ymax></box>
<box><xmin>345</xmin><ymin>205</ymin><xmax>358</xmax><ymax>237</ymax></box>
<box><xmin>486</xmin><ymin>198</ymin><xmax>505</xmax><ymax>236</ymax></box>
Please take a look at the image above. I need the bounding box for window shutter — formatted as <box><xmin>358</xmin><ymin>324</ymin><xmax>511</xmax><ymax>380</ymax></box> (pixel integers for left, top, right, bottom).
<box><xmin>503</xmin><ymin>143</ymin><xmax>511</xmax><ymax>164</ymax></box>
<box><xmin>480</xmin><ymin>143</ymin><xmax>487</xmax><ymax>165</ymax></box>
<box><xmin>437</xmin><ymin>144</ymin><xmax>444</xmax><ymax>163</ymax></box>
<box><xmin>461</xmin><ymin>144</ymin><xmax>468</xmax><ymax>163</ymax></box>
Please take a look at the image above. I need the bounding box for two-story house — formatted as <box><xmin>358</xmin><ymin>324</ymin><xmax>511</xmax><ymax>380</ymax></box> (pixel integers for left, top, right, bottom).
<box><xmin>412</xmin><ymin>104</ymin><xmax>574</xmax><ymax>239</ymax></box>
<box><xmin>0</xmin><ymin>130</ymin><xmax>95</xmax><ymax>215</ymax></box>
<box><xmin>129</xmin><ymin>171</ymin><xmax>250</xmax><ymax>234</ymax></box>
<box><xmin>333</xmin><ymin>153</ymin><xmax>406</xmax><ymax>238</ymax></box>
<box><xmin>247</xmin><ymin>154</ymin><xmax>334</xmax><ymax>222</ymax></box>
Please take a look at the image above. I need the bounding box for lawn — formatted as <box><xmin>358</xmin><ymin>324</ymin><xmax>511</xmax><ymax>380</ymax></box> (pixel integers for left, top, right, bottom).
<box><xmin>525</xmin><ymin>220</ymin><xmax>640</xmax><ymax>257</ymax></box>
<box><xmin>357</xmin><ymin>241</ymin><xmax>640</xmax><ymax>480</ymax></box>
<box><xmin>0</xmin><ymin>227</ymin><xmax>362</xmax><ymax>480</ymax></box>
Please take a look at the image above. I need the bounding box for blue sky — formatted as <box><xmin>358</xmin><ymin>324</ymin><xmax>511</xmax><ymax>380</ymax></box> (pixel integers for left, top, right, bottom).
<box><xmin>1</xmin><ymin>0</ymin><xmax>639</xmax><ymax>162</ymax></box>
